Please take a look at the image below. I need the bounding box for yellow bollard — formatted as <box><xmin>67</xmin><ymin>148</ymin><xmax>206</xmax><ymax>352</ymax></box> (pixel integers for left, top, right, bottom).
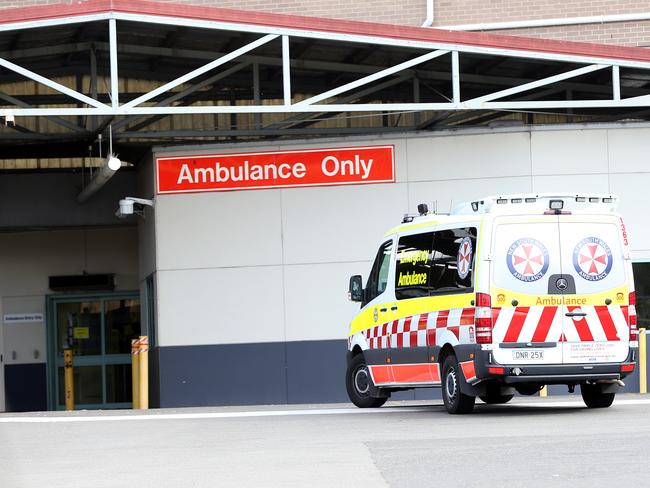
<box><xmin>138</xmin><ymin>336</ymin><xmax>149</xmax><ymax>410</ymax></box>
<box><xmin>131</xmin><ymin>338</ymin><xmax>140</xmax><ymax>409</ymax></box>
<box><xmin>540</xmin><ymin>385</ymin><xmax>548</xmax><ymax>397</ymax></box>
<box><xmin>640</xmin><ymin>329</ymin><xmax>647</xmax><ymax>394</ymax></box>
<box><xmin>64</xmin><ymin>349</ymin><xmax>74</xmax><ymax>411</ymax></box>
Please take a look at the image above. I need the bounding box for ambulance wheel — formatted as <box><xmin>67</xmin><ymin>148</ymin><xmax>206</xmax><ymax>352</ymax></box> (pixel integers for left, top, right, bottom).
<box><xmin>580</xmin><ymin>383</ymin><xmax>615</xmax><ymax>409</ymax></box>
<box><xmin>442</xmin><ymin>355</ymin><xmax>475</xmax><ymax>414</ymax></box>
<box><xmin>346</xmin><ymin>354</ymin><xmax>387</xmax><ymax>408</ymax></box>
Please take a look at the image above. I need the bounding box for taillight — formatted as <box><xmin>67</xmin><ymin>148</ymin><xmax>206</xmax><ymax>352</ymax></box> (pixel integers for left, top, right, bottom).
<box><xmin>629</xmin><ymin>292</ymin><xmax>639</xmax><ymax>342</ymax></box>
<box><xmin>475</xmin><ymin>292</ymin><xmax>493</xmax><ymax>344</ymax></box>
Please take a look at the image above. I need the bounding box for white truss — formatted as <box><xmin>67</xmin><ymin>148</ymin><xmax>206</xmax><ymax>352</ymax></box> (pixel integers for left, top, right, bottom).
<box><xmin>2</xmin><ymin>12</ymin><xmax>650</xmax><ymax>119</ymax></box>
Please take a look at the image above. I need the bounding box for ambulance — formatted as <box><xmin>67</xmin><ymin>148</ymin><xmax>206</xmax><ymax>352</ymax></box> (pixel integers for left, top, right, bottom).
<box><xmin>346</xmin><ymin>194</ymin><xmax>638</xmax><ymax>414</ymax></box>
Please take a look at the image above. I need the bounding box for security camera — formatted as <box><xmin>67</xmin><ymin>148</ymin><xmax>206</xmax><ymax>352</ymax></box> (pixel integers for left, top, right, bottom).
<box><xmin>115</xmin><ymin>197</ymin><xmax>153</xmax><ymax>218</ymax></box>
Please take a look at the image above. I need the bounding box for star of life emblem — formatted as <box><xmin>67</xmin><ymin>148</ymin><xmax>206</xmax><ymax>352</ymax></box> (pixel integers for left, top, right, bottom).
<box><xmin>456</xmin><ymin>236</ymin><xmax>473</xmax><ymax>279</ymax></box>
<box><xmin>506</xmin><ymin>238</ymin><xmax>549</xmax><ymax>282</ymax></box>
<box><xmin>573</xmin><ymin>237</ymin><xmax>612</xmax><ymax>281</ymax></box>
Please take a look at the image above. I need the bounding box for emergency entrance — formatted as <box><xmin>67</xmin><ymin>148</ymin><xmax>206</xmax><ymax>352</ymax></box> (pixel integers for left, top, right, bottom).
<box><xmin>47</xmin><ymin>293</ymin><xmax>140</xmax><ymax>410</ymax></box>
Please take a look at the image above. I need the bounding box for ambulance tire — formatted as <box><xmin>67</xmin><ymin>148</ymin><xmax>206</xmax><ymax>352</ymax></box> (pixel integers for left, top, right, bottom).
<box><xmin>580</xmin><ymin>383</ymin><xmax>615</xmax><ymax>409</ymax></box>
<box><xmin>442</xmin><ymin>355</ymin><xmax>476</xmax><ymax>414</ymax></box>
<box><xmin>346</xmin><ymin>354</ymin><xmax>387</xmax><ymax>408</ymax></box>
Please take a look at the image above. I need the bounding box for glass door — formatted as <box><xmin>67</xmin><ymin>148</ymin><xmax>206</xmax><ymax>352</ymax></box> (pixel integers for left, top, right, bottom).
<box><xmin>48</xmin><ymin>293</ymin><xmax>140</xmax><ymax>410</ymax></box>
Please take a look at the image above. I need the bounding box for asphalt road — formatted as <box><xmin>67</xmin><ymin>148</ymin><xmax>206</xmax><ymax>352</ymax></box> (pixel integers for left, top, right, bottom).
<box><xmin>1</xmin><ymin>394</ymin><xmax>650</xmax><ymax>488</ymax></box>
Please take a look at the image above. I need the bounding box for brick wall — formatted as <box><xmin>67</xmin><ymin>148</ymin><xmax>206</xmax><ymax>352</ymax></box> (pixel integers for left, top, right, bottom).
<box><xmin>495</xmin><ymin>21</ymin><xmax>650</xmax><ymax>48</ymax></box>
<box><xmin>0</xmin><ymin>0</ymin><xmax>427</xmax><ymax>26</ymax></box>
<box><xmin>2</xmin><ymin>0</ymin><xmax>650</xmax><ymax>46</ymax></box>
<box><xmin>432</xmin><ymin>0</ymin><xmax>650</xmax><ymax>26</ymax></box>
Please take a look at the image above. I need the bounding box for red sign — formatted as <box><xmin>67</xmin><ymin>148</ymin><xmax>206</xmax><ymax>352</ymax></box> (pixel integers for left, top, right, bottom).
<box><xmin>156</xmin><ymin>145</ymin><xmax>394</xmax><ymax>194</ymax></box>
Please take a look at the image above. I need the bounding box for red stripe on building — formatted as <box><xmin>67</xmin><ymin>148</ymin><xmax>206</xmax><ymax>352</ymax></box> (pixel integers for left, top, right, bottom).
<box><xmin>531</xmin><ymin>306</ymin><xmax>557</xmax><ymax>342</ymax></box>
<box><xmin>567</xmin><ymin>306</ymin><xmax>594</xmax><ymax>342</ymax></box>
<box><xmin>503</xmin><ymin>307</ymin><xmax>529</xmax><ymax>342</ymax></box>
<box><xmin>460</xmin><ymin>308</ymin><xmax>475</xmax><ymax>326</ymax></box>
<box><xmin>594</xmin><ymin>306</ymin><xmax>620</xmax><ymax>341</ymax></box>
<box><xmin>436</xmin><ymin>310</ymin><xmax>449</xmax><ymax>328</ymax></box>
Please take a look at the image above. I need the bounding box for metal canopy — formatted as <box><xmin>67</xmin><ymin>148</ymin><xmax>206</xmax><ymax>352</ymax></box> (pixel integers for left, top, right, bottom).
<box><xmin>3</xmin><ymin>0</ymin><xmax>650</xmax><ymax>161</ymax></box>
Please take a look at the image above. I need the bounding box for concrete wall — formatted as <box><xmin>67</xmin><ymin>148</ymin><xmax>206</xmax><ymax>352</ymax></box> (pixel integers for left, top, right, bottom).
<box><xmin>0</xmin><ymin>227</ymin><xmax>139</xmax><ymax>411</ymax></box>
<box><xmin>150</xmin><ymin>123</ymin><xmax>650</xmax><ymax>406</ymax></box>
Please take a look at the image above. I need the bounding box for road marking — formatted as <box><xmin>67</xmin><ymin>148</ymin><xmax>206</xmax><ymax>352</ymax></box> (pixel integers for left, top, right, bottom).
<box><xmin>1</xmin><ymin>398</ymin><xmax>649</xmax><ymax>423</ymax></box>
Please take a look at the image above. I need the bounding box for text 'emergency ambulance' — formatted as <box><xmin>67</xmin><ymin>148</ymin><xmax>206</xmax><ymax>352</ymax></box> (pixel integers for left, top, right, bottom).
<box><xmin>156</xmin><ymin>145</ymin><xmax>395</xmax><ymax>194</ymax></box>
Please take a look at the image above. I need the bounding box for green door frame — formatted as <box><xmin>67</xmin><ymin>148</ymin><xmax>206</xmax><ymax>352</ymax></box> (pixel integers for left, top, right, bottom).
<box><xmin>46</xmin><ymin>291</ymin><xmax>140</xmax><ymax>411</ymax></box>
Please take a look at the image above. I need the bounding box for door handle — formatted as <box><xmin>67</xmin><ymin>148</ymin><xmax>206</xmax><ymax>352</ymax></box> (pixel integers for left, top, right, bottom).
<box><xmin>380</xmin><ymin>307</ymin><xmax>388</xmax><ymax>313</ymax></box>
<box><xmin>565</xmin><ymin>312</ymin><xmax>587</xmax><ymax>317</ymax></box>
<box><xmin>391</xmin><ymin>306</ymin><xmax>398</xmax><ymax>311</ymax></box>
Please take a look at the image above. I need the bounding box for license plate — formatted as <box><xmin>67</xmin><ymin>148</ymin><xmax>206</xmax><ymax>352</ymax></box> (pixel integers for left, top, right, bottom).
<box><xmin>512</xmin><ymin>350</ymin><xmax>544</xmax><ymax>361</ymax></box>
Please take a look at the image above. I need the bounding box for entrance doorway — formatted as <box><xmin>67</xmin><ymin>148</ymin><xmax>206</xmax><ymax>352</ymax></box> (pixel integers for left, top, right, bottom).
<box><xmin>46</xmin><ymin>293</ymin><xmax>140</xmax><ymax>410</ymax></box>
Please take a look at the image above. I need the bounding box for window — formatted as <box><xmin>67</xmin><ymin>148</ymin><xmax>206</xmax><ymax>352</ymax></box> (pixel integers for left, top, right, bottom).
<box><xmin>364</xmin><ymin>240</ymin><xmax>393</xmax><ymax>305</ymax></box>
<box><xmin>633</xmin><ymin>262</ymin><xmax>650</xmax><ymax>329</ymax></box>
<box><xmin>430</xmin><ymin>228</ymin><xmax>476</xmax><ymax>293</ymax></box>
<box><xmin>395</xmin><ymin>227</ymin><xmax>476</xmax><ymax>300</ymax></box>
<box><xmin>395</xmin><ymin>232</ymin><xmax>435</xmax><ymax>300</ymax></box>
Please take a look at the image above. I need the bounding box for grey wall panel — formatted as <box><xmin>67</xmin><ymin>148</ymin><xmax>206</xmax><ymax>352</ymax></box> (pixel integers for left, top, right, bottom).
<box><xmin>0</xmin><ymin>171</ymin><xmax>137</xmax><ymax>229</ymax></box>
<box><xmin>155</xmin><ymin>190</ymin><xmax>283</xmax><ymax>270</ymax></box>
<box><xmin>408</xmin><ymin>176</ymin><xmax>532</xmax><ymax>213</ymax></box>
<box><xmin>157</xmin><ymin>342</ymin><xmax>287</xmax><ymax>407</ymax></box>
<box><xmin>281</xmin><ymin>183</ymin><xmax>408</xmax><ymax>265</ymax></box>
<box><xmin>531</xmin><ymin>129</ymin><xmax>608</xmax><ymax>176</ymax></box>
<box><xmin>156</xmin><ymin>266</ymin><xmax>284</xmax><ymax>346</ymax></box>
<box><xmin>284</xmin><ymin>262</ymin><xmax>370</xmax><ymax>342</ymax></box>
<box><xmin>406</xmin><ymin>131</ymin><xmax>531</xmax><ymax>182</ymax></box>
<box><xmin>285</xmin><ymin>340</ymin><xmax>348</xmax><ymax>403</ymax></box>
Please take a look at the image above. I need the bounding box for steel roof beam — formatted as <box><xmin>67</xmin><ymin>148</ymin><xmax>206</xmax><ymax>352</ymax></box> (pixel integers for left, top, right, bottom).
<box><xmin>0</xmin><ymin>91</ymin><xmax>88</xmax><ymax>133</ymax></box>
<box><xmin>295</xmin><ymin>49</ymin><xmax>449</xmax><ymax>107</ymax></box>
<box><xmin>114</xmin><ymin>61</ymin><xmax>252</xmax><ymax>132</ymax></box>
<box><xmin>121</xmin><ymin>33</ymin><xmax>278</xmax><ymax>110</ymax></box>
<box><xmin>465</xmin><ymin>64</ymin><xmax>609</xmax><ymax>104</ymax></box>
<box><xmin>0</xmin><ymin>55</ymin><xmax>109</xmax><ymax>109</ymax></box>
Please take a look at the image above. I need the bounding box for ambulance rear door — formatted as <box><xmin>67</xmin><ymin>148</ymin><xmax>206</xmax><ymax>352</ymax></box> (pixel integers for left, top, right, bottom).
<box><xmin>490</xmin><ymin>216</ymin><xmax>565</xmax><ymax>366</ymax></box>
<box><xmin>557</xmin><ymin>215</ymin><xmax>629</xmax><ymax>364</ymax></box>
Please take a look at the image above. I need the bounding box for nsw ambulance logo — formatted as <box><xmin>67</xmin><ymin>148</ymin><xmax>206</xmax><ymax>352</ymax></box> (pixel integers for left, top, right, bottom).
<box><xmin>456</xmin><ymin>236</ymin><xmax>473</xmax><ymax>279</ymax></box>
<box><xmin>573</xmin><ymin>237</ymin><xmax>612</xmax><ymax>281</ymax></box>
<box><xmin>506</xmin><ymin>238</ymin><xmax>549</xmax><ymax>282</ymax></box>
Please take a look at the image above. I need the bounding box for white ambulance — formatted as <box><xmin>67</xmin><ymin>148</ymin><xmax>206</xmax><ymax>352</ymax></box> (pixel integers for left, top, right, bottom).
<box><xmin>346</xmin><ymin>194</ymin><xmax>638</xmax><ymax>414</ymax></box>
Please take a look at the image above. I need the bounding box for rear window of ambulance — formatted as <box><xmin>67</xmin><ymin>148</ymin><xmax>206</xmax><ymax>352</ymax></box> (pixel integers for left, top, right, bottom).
<box><xmin>492</xmin><ymin>221</ymin><xmax>561</xmax><ymax>295</ymax></box>
<box><xmin>558</xmin><ymin>221</ymin><xmax>626</xmax><ymax>294</ymax></box>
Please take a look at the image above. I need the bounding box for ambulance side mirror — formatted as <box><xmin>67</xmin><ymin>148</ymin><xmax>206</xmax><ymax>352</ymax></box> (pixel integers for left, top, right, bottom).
<box><xmin>349</xmin><ymin>275</ymin><xmax>364</xmax><ymax>302</ymax></box>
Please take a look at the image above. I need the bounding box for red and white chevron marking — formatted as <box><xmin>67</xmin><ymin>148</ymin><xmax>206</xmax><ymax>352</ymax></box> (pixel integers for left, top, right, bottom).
<box><xmin>362</xmin><ymin>308</ymin><xmax>475</xmax><ymax>349</ymax></box>
<box><xmin>492</xmin><ymin>305</ymin><xmax>629</xmax><ymax>343</ymax></box>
